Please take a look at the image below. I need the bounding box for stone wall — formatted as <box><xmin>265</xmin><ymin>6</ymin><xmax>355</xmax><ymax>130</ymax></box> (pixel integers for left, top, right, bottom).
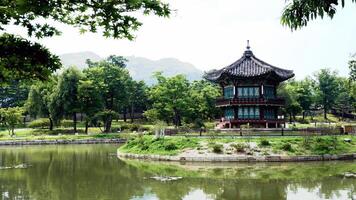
<box><xmin>0</xmin><ymin>138</ymin><xmax>126</xmax><ymax>146</ymax></box>
<box><xmin>118</xmin><ymin>152</ymin><xmax>356</xmax><ymax>162</ymax></box>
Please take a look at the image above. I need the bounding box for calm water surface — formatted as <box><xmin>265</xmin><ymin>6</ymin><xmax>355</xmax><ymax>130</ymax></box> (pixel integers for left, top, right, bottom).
<box><xmin>0</xmin><ymin>144</ymin><xmax>355</xmax><ymax>200</ymax></box>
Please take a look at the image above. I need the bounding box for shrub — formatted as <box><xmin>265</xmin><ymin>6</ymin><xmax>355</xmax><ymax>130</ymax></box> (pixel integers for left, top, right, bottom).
<box><xmin>164</xmin><ymin>142</ymin><xmax>178</xmax><ymax>151</ymax></box>
<box><xmin>119</xmin><ymin>123</ymin><xmax>130</xmax><ymax>131</ymax></box>
<box><xmin>259</xmin><ymin>139</ymin><xmax>270</xmax><ymax>146</ymax></box>
<box><xmin>281</xmin><ymin>143</ymin><xmax>293</xmax><ymax>151</ymax></box>
<box><xmin>296</xmin><ymin>118</ymin><xmax>310</xmax><ymax>124</ymax></box>
<box><xmin>212</xmin><ymin>143</ymin><xmax>223</xmax><ymax>153</ymax></box>
<box><xmin>129</xmin><ymin>124</ymin><xmax>141</xmax><ymax>131</ymax></box>
<box><xmin>120</xmin><ymin>123</ymin><xmax>147</xmax><ymax>132</ymax></box>
<box><xmin>311</xmin><ymin>136</ymin><xmax>338</xmax><ymax>154</ymax></box>
<box><xmin>230</xmin><ymin>143</ymin><xmax>246</xmax><ymax>153</ymax></box>
<box><xmin>28</xmin><ymin>118</ymin><xmax>50</xmax><ymax>129</ymax></box>
<box><xmin>60</xmin><ymin>120</ymin><xmax>74</xmax><ymax>128</ymax></box>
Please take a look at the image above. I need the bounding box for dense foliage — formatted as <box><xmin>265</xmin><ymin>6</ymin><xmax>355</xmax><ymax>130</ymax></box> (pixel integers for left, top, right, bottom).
<box><xmin>144</xmin><ymin>72</ymin><xmax>220</xmax><ymax>127</ymax></box>
<box><xmin>278</xmin><ymin>68</ymin><xmax>356</xmax><ymax>121</ymax></box>
<box><xmin>0</xmin><ymin>0</ymin><xmax>170</xmax><ymax>39</ymax></box>
<box><xmin>0</xmin><ymin>107</ymin><xmax>23</xmax><ymax>136</ymax></box>
<box><xmin>281</xmin><ymin>0</ymin><xmax>356</xmax><ymax>30</ymax></box>
<box><xmin>0</xmin><ymin>80</ymin><xmax>29</xmax><ymax>108</ymax></box>
<box><xmin>0</xmin><ymin>0</ymin><xmax>170</xmax><ymax>85</ymax></box>
<box><xmin>0</xmin><ymin>34</ymin><xmax>61</xmax><ymax>84</ymax></box>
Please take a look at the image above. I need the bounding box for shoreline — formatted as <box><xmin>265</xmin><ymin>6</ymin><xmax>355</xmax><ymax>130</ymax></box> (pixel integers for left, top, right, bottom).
<box><xmin>117</xmin><ymin>151</ymin><xmax>356</xmax><ymax>162</ymax></box>
<box><xmin>0</xmin><ymin>138</ymin><xmax>126</xmax><ymax>146</ymax></box>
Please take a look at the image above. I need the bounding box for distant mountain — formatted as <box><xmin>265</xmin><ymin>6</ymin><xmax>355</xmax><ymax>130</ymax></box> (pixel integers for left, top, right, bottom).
<box><xmin>59</xmin><ymin>52</ymin><xmax>203</xmax><ymax>84</ymax></box>
<box><xmin>59</xmin><ymin>51</ymin><xmax>101</xmax><ymax>70</ymax></box>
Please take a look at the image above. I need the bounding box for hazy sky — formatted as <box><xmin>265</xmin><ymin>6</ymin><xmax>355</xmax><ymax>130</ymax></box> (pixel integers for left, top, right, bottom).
<box><xmin>5</xmin><ymin>0</ymin><xmax>356</xmax><ymax>79</ymax></box>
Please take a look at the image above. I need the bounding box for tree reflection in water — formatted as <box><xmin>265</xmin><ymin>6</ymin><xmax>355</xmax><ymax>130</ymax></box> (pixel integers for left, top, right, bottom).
<box><xmin>0</xmin><ymin>145</ymin><xmax>355</xmax><ymax>200</ymax></box>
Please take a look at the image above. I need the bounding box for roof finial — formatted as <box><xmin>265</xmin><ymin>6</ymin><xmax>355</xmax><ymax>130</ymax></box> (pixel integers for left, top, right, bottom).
<box><xmin>246</xmin><ymin>40</ymin><xmax>250</xmax><ymax>50</ymax></box>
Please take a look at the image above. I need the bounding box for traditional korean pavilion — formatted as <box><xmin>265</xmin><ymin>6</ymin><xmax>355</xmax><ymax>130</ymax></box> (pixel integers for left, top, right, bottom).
<box><xmin>204</xmin><ymin>41</ymin><xmax>294</xmax><ymax>128</ymax></box>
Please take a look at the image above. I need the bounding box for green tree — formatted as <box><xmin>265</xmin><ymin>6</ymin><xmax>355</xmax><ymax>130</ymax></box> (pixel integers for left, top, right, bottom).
<box><xmin>0</xmin><ymin>80</ymin><xmax>30</xmax><ymax>108</ymax></box>
<box><xmin>314</xmin><ymin>69</ymin><xmax>340</xmax><ymax>119</ymax></box>
<box><xmin>349</xmin><ymin>57</ymin><xmax>356</xmax><ymax>82</ymax></box>
<box><xmin>0</xmin><ymin>1</ymin><xmax>170</xmax><ymax>85</ymax></box>
<box><xmin>281</xmin><ymin>0</ymin><xmax>356</xmax><ymax>30</ymax></box>
<box><xmin>188</xmin><ymin>80</ymin><xmax>221</xmax><ymax>123</ymax></box>
<box><xmin>78</xmin><ymin>79</ymin><xmax>103</xmax><ymax>134</ymax></box>
<box><xmin>0</xmin><ymin>107</ymin><xmax>23</xmax><ymax>136</ymax></box>
<box><xmin>278</xmin><ymin>81</ymin><xmax>302</xmax><ymax>123</ymax></box>
<box><xmin>295</xmin><ymin>78</ymin><xmax>315</xmax><ymax>119</ymax></box>
<box><xmin>25</xmin><ymin>77</ymin><xmax>57</xmax><ymax>130</ymax></box>
<box><xmin>84</xmin><ymin>60</ymin><xmax>131</xmax><ymax>132</ymax></box>
<box><xmin>127</xmin><ymin>80</ymin><xmax>149</xmax><ymax>123</ymax></box>
<box><xmin>334</xmin><ymin>77</ymin><xmax>354</xmax><ymax>119</ymax></box>
<box><xmin>0</xmin><ymin>34</ymin><xmax>61</xmax><ymax>84</ymax></box>
<box><xmin>0</xmin><ymin>0</ymin><xmax>170</xmax><ymax>40</ymax></box>
<box><xmin>145</xmin><ymin>73</ymin><xmax>191</xmax><ymax>127</ymax></box>
<box><xmin>52</xmin><ymin>67</ymin><xmax>82</xmax><ymax>132</ymax></box>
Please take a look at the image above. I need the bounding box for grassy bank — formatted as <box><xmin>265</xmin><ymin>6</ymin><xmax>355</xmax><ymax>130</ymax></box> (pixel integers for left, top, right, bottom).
<box><xmin>118</xmin><ymin>135</ymin><xmax>356</xmax><ymax>156</ymax></box>
<box><xmin>119</xmin><ymin>136</ymin><xmax>199</xmax><ymax>155</ymax></box>
<box><xmin>0</xmin><ymin>128</ymin><xmax>135</xmax><ymax>141</ymax></box>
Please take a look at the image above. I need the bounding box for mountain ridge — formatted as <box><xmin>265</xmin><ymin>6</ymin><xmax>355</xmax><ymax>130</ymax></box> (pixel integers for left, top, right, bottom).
<box><xmin>59</xmin><ymin>52</ymin><xmax>203</xmax><ymax>85</ymax></box>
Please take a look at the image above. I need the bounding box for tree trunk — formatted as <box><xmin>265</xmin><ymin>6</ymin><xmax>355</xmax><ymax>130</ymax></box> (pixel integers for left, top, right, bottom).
<box><xmin>123</xmin><ymin>108</ymin><xmax>127</xmax><ymax>122</ymax></box>
<box><xmin>49</xmin><ymin>117</ymin><xmax>53</xmax><ymax>131</ymax></box>
<box><xmin>73</xmin><ymin>112</ymin><xmax>77</xmax><ymax>133</ymax></box>
<box><xmin>104</xmin><ymin>114</ymin><xmax>112</xmax><ymax>133</ymax></box>
<box><xmin>289</xmin><ymin>112</ymin><xmax>292</xmax><ymax>123</ymax></box>
<box><xmin>324</xmin><ymin>108</ymin><xmax>327</xmax><ymax>120</ymax></box>
<box><xmin>130</xmin><ymin>103</ymin><xmax>134</xmax><ymax>123</ymax></box>
<box><xmin>85</xmin><ymin>121</ymin><xmax>89</xmax><ymax>134</ymax></box>
<box><xmin>302</xmin><ymin>111</ymin><xmax>305</xmax><ymax>120</ymax></box>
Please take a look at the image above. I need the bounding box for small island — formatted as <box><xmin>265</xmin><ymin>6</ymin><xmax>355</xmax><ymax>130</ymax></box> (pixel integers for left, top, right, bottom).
<box><xmin>118</xmin><ymin>135</ymin><xmax>356</xmax><ymax>162</ymax></box>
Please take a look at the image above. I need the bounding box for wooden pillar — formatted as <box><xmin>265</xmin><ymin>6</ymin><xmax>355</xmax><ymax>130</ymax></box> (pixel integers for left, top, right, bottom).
<box><xmin>265</xmin><ymin>122</ymin><xmax>268</xmax><ymax>128</ymax></box>
<box><xmin>220</xmin><ymin>83</ymin><xmax>225</xmax><ymax>98</ymax></box>
<box><xmin>260</xmin><ymin>84</ymin><xmax>264</xmax><ymax>98</ymax></box>
<box><xmin>234</xmin><ymin>81</ymin><xmax>238</xmax><ymax>99</ymax></box>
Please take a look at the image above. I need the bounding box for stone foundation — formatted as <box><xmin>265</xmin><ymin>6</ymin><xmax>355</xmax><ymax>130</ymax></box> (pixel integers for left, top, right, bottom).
<box><xmin>0</xmin><ymin>139</ymin><xmax>126</xmax><ymax>146</ymax></box>
<box><xmin>118</xmin><ymin>152</ymin><xmax>356</xmax><ymax>162</ymax></box>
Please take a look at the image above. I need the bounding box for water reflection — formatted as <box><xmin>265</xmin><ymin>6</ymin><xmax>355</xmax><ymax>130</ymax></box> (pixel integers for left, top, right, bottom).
<box><xmin>0</xmin><ymin>145</ymin><xmax>355</xmax><ymax>200</ymax></box>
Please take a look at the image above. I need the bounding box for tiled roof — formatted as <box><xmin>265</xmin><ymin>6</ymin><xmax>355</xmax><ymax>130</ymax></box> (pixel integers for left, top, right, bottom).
<box><xmin>204</xmin><ymin>45</ymin><xmax>294</xmax><ymax>82</ymax></box>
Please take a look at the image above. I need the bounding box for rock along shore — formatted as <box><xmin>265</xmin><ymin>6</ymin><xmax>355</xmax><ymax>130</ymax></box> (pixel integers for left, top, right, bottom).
<box><xmin>117</xmin><ymin>152</ymin><xmax>356</xmax><ymax>162</ymax></box>
<box><xmin>0</xmin><ymin>138</ymin><xmax>126</xmax><ymax>146</ymax></box>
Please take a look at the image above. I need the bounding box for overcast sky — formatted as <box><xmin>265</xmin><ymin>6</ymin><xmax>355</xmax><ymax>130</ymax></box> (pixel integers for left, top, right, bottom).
<box><xmin>5</xmin><ymin>0</ymin><xmax>356</xmax><ymax>79</ymax></box>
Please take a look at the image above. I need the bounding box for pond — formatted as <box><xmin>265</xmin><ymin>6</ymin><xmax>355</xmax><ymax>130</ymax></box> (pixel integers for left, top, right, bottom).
<box><xmin>0</xmin><ymin>144</ymin><xmax>355</xmax><ymax>200</ymax></box>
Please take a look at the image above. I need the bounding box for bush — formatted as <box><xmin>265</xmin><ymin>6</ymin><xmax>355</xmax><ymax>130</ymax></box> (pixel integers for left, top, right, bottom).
<box><xmin>230</xmin><ymin>143</ymin><xmax>246</xmax><ymax>153</ymax></box>
<box><xmin>164</xmin><ymin>142</ymin><xmax>178</xmax><ymax>151</ymax></box>
<box><xmin>28</xmin><ymin>118</ymin><xmax>50</xmax><ymax>129</ymax></box>
<box><xmin>212</xmin><ymin>143</ymin><xmax>223</xmax><ymax>153</ymax></box>
<box><xmin>120</xmin><ymin>123</ymin><xmax>149</xmax><ymax>132</ymax></box>
<box><xmin>259</xmin><ymin>139</ymin><xmax>270</xmax><ymax>146</ymax></box>
<box><xmin>60</xmin><ymin>120</ymin><xmax>74</xmax><ymax>128</ymax></box>
<box><xmin>296</xmin><ymin>118</ymin><xmax>310</xmax><ymax>124</ymax></box>
<box><xmin>281</xmin><ymin>143</ymin><xmax>293</xmax><ymax>151</ymax></box>
<box><xmin>312</xmin><ymin>137</ymin><xmax>338</xmax><ymax>154</ymax></box>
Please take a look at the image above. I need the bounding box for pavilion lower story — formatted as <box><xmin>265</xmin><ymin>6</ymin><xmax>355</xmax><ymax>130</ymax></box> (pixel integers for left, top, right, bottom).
<box><xmin>221</xmin><ymin>105</ymin><xmax>285</xmax><ymax>128</ymax></box>
<box><xmin>221</xmin><ymin>119</ymin><xmax>285</xmax><ymax>129</ymax></box>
